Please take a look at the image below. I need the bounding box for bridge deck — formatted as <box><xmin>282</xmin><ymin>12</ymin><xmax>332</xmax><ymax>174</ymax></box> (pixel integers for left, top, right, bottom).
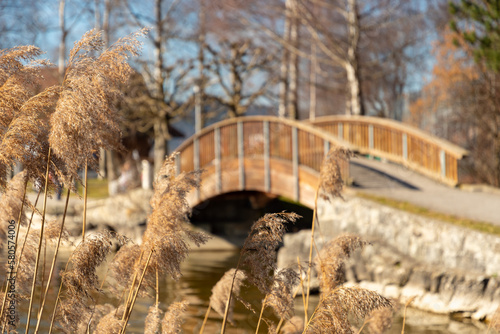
<box><xmin>349</xmin><ymin>157</ymin><xmax>500</xmax><ymax>226</ymax></box>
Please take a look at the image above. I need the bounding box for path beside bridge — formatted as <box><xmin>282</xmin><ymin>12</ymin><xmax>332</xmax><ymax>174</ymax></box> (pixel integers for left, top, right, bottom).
<box><xmin>349</xmin><ymin>156</ymin><xmax>500</xmax><ymax>226</ymax></box>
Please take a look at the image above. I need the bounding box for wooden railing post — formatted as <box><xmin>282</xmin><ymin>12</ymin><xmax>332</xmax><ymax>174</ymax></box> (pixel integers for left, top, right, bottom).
<box><xmin>193</xmin><ymin>135</ymin><xmax>200</xmax><ymax>200</ymax></box>
<box><xmin>175</xmin><ymin>153</ymin><xmax>181</xmax><ymax>176</ymax></box>
<box><xmin>292</xmin><ymin>126</ymin><xmax>299</xmax><ymax>202</ymax></box>
<box><xmin>402</xmin><ymin>133</ymin><xmax>408</xmax><ymax>161</ymax></box>
<box><xmin>338</xmin><ymin>123</ymin><xmax>343</xmax><ymax>140</ymax></box>
<box><xmin>214</xmin><ymin>127</ymin><xmax>222</xmax><ymax>193</ymax></box>
<box><xmin>368</xmin><ymin>124</ymin><xmax>374</xmax><ymax>150</ymax></box>
<box><xmin>263</xmin><ymin>120</ymin><xmax>271</xmax><ymax>192</ymax></box>
<box><xmin>237</xmin><ymin>121</ymin><xmax>245</xmax><ymax>190</ymax></box>
<box><xmin>440</xmin><ymin>149</ymin><xmax>446</xmax><ymax>180</ymax></box>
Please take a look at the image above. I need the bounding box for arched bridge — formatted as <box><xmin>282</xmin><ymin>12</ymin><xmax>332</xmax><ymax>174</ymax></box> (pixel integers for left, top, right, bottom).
<box><xmin>175</xmin><ymin>116</ymin><xmax>468</xmax><ymax>209</ymax></box>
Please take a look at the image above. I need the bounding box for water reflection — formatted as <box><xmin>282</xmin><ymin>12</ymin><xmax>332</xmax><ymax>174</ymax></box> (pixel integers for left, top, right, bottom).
<box><xmin>10</xmin><ymin>249</ymin><xmax>488</xmax><ymax>333</ymax></box>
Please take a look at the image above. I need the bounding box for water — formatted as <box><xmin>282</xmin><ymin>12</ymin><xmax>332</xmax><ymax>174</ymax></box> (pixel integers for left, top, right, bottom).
<box><xmin>7</xmin><ymin>249</ymin><xmax>488</xmax><ymax>333</ymax></box>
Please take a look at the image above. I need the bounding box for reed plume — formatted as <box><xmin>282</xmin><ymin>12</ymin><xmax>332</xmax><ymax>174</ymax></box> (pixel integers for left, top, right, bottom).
<box><xmin>241</xmin><ymin>212</ymin><xmax>300</xmax><ymax>295</ymax></box>
<box><xmin>161</xmin><ymin>301</ymin><xmax>188</xmax><ymax>334</ymax></box>
<box><xmin>108</xmin><ymin>243</ymin><xmax>142</xmax><ymax>294</ymax></box>
<box><xmin>78</xmin><ymin>303</ymin><xmax>115</xmax><ymax>333</ymax></box>
<box><xmin>44</xmin><ymin>218</ymin><xmax>70</xmax><ymax>243</ymax></box>
<box><xmin>489</xmin><ymin>306</ymin><xmax>500</xmax><ymax>333</ymax></box>
<box><xmin>305</xmin><ymin>287</ymin><xmax>392</xmax><ymax>334</ymax></box>
<box><xmin>57</xmin><ymin>230</ymin><xmax>117</xmax><ymax>332</ymax></box>
<box><xmin>49</xmin><ymin>29</ymin><xmax>147</xmax><ymax>185</ymax></box>
<box><xmin>139</xmin><ymin>154</ymin><xmax>209</xmax><ymax>284</ymax></box>
<box><xmin>319</xmin><ymin>147</ymin><xmax>352</xmax><ymax>201</ymax></box>
<box><xmin>12</xmin><ymin>226</ymin><xmax>39</xmax><ymax>297</ymax></box>
<box><xmin>0</xmin><ymin>171</ymin><xmax>27</xmax><ymax>248</ymax></box>
<box><xmin>95</xmin><ymin>305</ymin><xmax>125</xmax><ymax>334</ymax></box>
<box><xmin>281</xmin><ymin>315</ymin><xmax>304</xmax><ymax>334</ymax></box>
<box><xmin>144</xmin><ymin>304</ymin><xmax>163</xmax><ymax>334</ymax></box>
<box><xmin>0</xmin><ymin>46</ymin><xmax>49</xmax><ymax>189</ymax></box>
<box><xmin>315</xmin><ymin>234</ymin><xmax>368</xmax><ymax>295</ymax></box>
<box><xmin>364</xmin><ymin>307</ymin><xmax>393</xmax><ymax>334</ymax></box>
<box><xmin>265</xmin><ymin>268</ymin><xmax>299</xmax><ymax>320</ymax></box>
<box><xmin>210</xmin><ymin>268</ymin><xmax>246</xmax><ymax>324</ymax></box>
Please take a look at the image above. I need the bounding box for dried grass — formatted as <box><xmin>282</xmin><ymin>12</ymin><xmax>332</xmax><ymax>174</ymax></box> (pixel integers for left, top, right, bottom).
<box><xmin>315</xmin><ymin>234</ymin><xmax>368</xmax><ymax>294</ymax></box>
<box><xmin>281</xmin><ymin>315</ymin><xmax>304</xmax><ymax>334</ymax></box>
<box><xmin>49</xmin><ymin>29</ymin><xmax>147</xmax><ymax>186</ymax></box>
<box><xmin>95</xmin><ymin>305</ymin><xmax>125</xmax><ymax>334</ymax></box>
<box><xmin>319</xmin><ymin>147</ymin><xmax>352</xmax><ymax>201</ymax></box>
<box><xmin>0</xmin><ymin>171</ymin><xmax>27</xmax><ymax>248</ymax></box>
<box><xmin>161</xmin><ymin>300</ymin><xmax>188</xmax><ymax>334</ymax></box>
<box><xmin>210</xmin><ymin>268</ymin><xmax>246</xmax><ymax>324</ymax></box>
<box><xmin>144</xmin><ymin>304</ymin><xmax>163</xmax><ymax>334</ymax></box>
<box><xmin>139</xmin><ymin>154</ymin><xmax>209</xmax><ymax>284</ymax></box>
<box><xmin>366</xmin><ymin>307</ymin><xmax>393</xmax><ymax>334</ymax></box>
<box><xmin>305</xmin><ymin>287</ymin><xmax>392</xmax><ymax>334</ymax></box>
<box><xmin>265</xmin><ymin>268</ymin><xmax>299</xmax><ymax>319</ymax></box>
<box><xmin>241</xmin><ymin>212</ymin><xmax>300</xmax><ymax>295</ymax></box>
<box><xmin>108</xmin><ymin>243</ymin><xmax>142</xmax><ymax>294</ymax></box>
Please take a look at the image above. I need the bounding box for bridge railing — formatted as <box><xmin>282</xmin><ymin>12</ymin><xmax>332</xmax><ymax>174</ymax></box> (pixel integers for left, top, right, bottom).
<box><xmin>175</xmin><ymin>116</ymin><xmax>352</xmax><ymax>202</ymax></box>
<box><xmin>310</xmin><ymin>116</ymin><xmax>468</xmax><ymax>186</ymax></box>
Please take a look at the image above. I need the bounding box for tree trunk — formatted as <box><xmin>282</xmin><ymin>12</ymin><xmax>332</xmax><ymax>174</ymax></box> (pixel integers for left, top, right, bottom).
<box><xmin>287</xmin><ymin>2</ymin><xmax>299</xmax><ymax>120</ymax></box>
<box><xmin>153</xmin><ymin>117</ymin><xmax>169</xmax><ymax>175</ymax></box>
<box><xmin>346</xmin><ymin>0</ymin><xmax>364</xmax><ymax>116</ymax></box>
<box><xmin>278</xmin><ymin>0</ymin><xmax>291</xmax><ymax>118</ymax></box>
<box><xmin>309</xmin><ymin>42</ymin><xmax>317</xmax><ymax>121</ymax></box>
<box><xmin>153</xmin><ymin>0</ymin><xmax>169</xmax><ymax>173</ymax></box>
<box><xmin>58</xmin><ymin>0</ymin><xmax>66</xmax><ymax>82</ymax></box>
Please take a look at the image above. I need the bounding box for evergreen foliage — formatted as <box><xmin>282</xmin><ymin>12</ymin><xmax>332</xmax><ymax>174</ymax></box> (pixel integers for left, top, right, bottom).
<box><xmin>449</xmin><ymin>0</ymin><xmax>500</xmax><ymax>71</ymax></box>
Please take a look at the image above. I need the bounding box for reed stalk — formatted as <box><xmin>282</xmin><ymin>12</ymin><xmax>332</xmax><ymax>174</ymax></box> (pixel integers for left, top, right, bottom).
<box><xmin>0</xmin><ymin>178</ymin><xmax>27</xmax><ymax>321</ymax></box>
<box><xmin>26</xmin><ymin>148</ymin><xmax>51</xmax><ymax>334</ymax></box>
<box><xmin>82</xmin><ymin>159</ymin><xmax>88</xmax><ymax>242</ymax></box>
<box><xmin>255</xmin><ymin>296</ymin><xmax>267</xmax><ymax>334</ymax></box>
<box><xmin>199</xmin><ymin>301</ymin><xmax>211</xmax><ymax>334</ymax></box>
<box><xmin>121</xmin><ymin>250</ymin><xmax>144</xmax><ymax>321</ymax></box>
<box><xmin>120</xmin><ymin>248</ymin><xmax>154</xmax><ymax>334</ymax></box>
<box><xmin>34</xmin><ymin>187</ymin><xmax>71</xmax><ymax>333</ymax></box>
<box><xmin>220</xmin><ymin>257</ymin><xmax>242</xmax><ymax>334</ymax></box>
<box><xmin>304</xmin><ymin>188</ymin><xmax>319</xmax><ymax>323</ymax></box>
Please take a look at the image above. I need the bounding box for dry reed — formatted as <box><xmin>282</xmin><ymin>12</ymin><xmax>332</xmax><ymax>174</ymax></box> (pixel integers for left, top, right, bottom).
<box><xmin>210</xmin><ymin>268</ymin><xmax>246</xmax><ymax>324</ymax></box>
<box><xmin>305</xmin><ymin>287</ymin><xmax>392</xmax><ymax>334</ymax></box>
<box><xmin>49</xmin><ymin>28</ymin><xmax>147</xmax><ymax>187</ymax></box>
<box><xmin>265</xmin><ymin>268</ymin><xmax>299</xmax><ymax>320</ymax></box>
<box><xmin>281</xmin><ymin>315</ymin><xmax>304</xmax><ymax>334</ymax></box>
<box><xmin>241</xmin><ymin>212</ymin><xmax>300</xmax><ymax>295</ymax></box>
<box><xmin>95</xmin><ymin>305</ymin><xmax>125</xmax><ymax>334</ymax></box>
<box><xmin>0</xmin><ymin>171</ymin><xmax>27</xmax><ymax>249</ymax></box>
<box><xmin>161</xmin><ymin>301</ymin><xmax>189</xmax><ymax>334</ymax></box>
<box><xmin>144</xmin><ymin>304</ymin><xmax>163</xmax><ymax>334</ymax></box>
<box><xmin>139</xmin><ymin>154</ymin><xmax>209</xmax><ymax>285</ymax></box>
<box><xmin>315</xmin><ymin>234</ymin><xmax>368</xmax><ymax>294</ymax></box>
<box><xmin>319</xmin><ymin>147</ymin><xmax>352</xmax><ymax>201</ymax></box>
<box><xmin>365</xmin><ymin>307</ymin><xmax>394</xmax><ymax>334</ymax></box>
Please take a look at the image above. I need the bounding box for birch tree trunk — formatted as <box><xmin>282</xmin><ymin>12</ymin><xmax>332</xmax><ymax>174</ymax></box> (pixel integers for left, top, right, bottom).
<box><xmin>345</xmin><ymin>0</ymin><xmax>364</xmax><ymax>116</ymax></box>
<box><xmin>278</xmin><ymin>0</ymin><xmax>291</xmax><ymax>118</ymax></box>
<box><xmin>153</xmin><ymin>0</ymin><xmax>169</xmax><ymax>175</ymax></box>
<box><xmin>58</xmin><ymin>0</ymin><xmax>66</xmax><ymax>82</ymax></box>
<box><xmin>287</xmin><ymin>0</ymin><xmax>299</xmax><ymax>120</ymax></box>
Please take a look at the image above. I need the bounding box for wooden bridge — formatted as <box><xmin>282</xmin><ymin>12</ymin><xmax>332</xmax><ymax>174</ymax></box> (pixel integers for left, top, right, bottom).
<box><xmin>175</xmin><ymin>116</ymin><xmax>468</xmax><ymax>208</ymax></box>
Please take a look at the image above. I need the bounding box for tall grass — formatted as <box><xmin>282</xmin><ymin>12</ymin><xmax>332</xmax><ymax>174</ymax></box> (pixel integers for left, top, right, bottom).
<box><xmin>0</xmin><ymin>28</ymin><xmax>478</xmax><ymax>334</ymax></box>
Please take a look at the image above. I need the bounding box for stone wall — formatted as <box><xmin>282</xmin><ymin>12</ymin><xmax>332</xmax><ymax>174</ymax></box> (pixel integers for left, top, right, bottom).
<box><xmin>277</xmin><ymin>194</ymin><xmax>500</xmax><ymax>320</ymax></box>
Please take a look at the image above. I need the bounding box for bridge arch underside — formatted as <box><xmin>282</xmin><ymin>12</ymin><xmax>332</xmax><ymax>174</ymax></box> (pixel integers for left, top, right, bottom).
<box><xmin>187</xmin><ymin>157</ymin><xmax>319</xmax><ymax>209</ymax></box>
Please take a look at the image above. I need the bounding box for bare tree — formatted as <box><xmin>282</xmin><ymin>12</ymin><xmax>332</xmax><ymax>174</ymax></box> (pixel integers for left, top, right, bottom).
<box><xmin>206</xmin><ymin>39</ymin><xmax>277</xmax><ymax>118</ymax></box>
<box><xmin>124</xmin><ymin>0</ymin><xmax>196</xmax><ymax>174</ymax></box>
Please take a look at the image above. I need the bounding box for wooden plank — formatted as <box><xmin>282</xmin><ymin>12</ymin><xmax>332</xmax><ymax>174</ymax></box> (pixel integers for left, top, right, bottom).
<box><xmin>263</xmin><ymin>120</ymin><xmax>270</xmax><ymax>192</ymax></box>
<box><xmin>214</xmin><ymin>127</ymin><xmax>221</xmax><ymax>193</ymax></box>
<box><xmin>292</xmin><ymin>126</ymin><xmax>299</xmax><ymax>201</ymax></box>
<box><xmin>238</xmin><ymin>121</ymin><xmax>244</xmax><ymax>190</ymax></box>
